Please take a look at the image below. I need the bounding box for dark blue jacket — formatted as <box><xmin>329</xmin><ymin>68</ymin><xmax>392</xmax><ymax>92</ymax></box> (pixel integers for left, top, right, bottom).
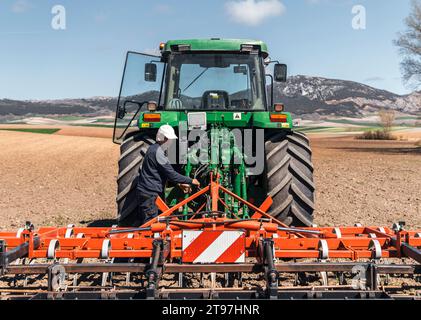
<box><xmin>137</xmin><ymin>143</ymin><xmax>193</xmax><ymax>196</ymax></box>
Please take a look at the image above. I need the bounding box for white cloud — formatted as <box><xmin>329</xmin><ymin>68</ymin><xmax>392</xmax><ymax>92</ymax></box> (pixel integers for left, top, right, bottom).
<box><xmin>225</xmin><ymin>0</ymin><xmax>285</xmax><ymax>26</ymax></box>
<box><xmin>11</xmin><ymin>0</ymin><xmax>32</xmax><ymax>13</ymax></box>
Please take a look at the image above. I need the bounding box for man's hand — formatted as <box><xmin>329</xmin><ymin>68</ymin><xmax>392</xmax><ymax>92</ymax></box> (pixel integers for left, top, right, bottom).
<box><xmin>192</xmin><ymin>179</ymin><xmax>201</xmax><ymax>187</ymax></box>
<box><xmin>178</xmin><ymin>179</ymin><xmax>200</xmax><ymax>193</ymax></box>
<box><xmin>178</xmin><ymin>184</ymin><xmax>192</xmax><ymax>194</ymax></box>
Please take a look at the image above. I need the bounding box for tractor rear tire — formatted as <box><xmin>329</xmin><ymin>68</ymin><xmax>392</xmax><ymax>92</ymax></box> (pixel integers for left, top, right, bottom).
<box><xmin>265</xmin><ymin>131</ymin><xmax>315</xmax><ymax>227</ymax></box>
<box><xmin>116</xmin><ymin>131</ymin><xmax>155</xmax><ymax>226</ymax></box>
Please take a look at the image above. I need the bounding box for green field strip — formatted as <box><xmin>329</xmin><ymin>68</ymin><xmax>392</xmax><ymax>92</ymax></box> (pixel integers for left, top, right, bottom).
<box><xmin>0</xmin><ymin>128</ymin><xmax>61</xmax><ymax>134</ymax></box>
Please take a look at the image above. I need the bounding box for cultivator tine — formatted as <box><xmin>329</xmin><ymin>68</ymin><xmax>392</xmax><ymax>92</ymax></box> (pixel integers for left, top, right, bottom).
<box><xmin>178</xmin><ymin>273</ymin><xmax>184</xmax><ymax>287</ymax></box>
<box><xmin>101</xmin><ymin>258</ymin><xmax>115</xmax><ymax>288</ymax></box>
<box><xmin>122</xmin><ymin>233</ymin><xmax>136</xmax><ymax>285</ymax></box>
<box><xmin>74</xmin><ymin>232</ymin><xmax>86</xmax><ymax>287</ymax></box>
<box><xmin>337</xmin><ymin>272</ymin><xmax>346</xmax><ymax>286</ymax></box>
<box><xmin>224</xmin><ymin>272</ymin><xmax>229</xmax><ymax>287</ymax></box>
<box><xmin>238</xmin><ymin>272</ymin><xmax>243</xmax><ymax>287</ymax></box>
<box><xmin>316</xmin><ymin>238</ymin><xmax>329</xmax><ymax>286</ymax></box>
<box><xmin>319</xmin><ymin>269</ymin><xmax>329</xmax><ymax>287</ymax></box>
<box><xmin>101</xmin><ymin>270</ymin><xmax>108</xmax><ymax>287</ymax></box>
<box><xmin>72</xmin><ymin>258</ymin><xmax>84</xmax><ymax>287</ymax></box>
<box><xmin>210</xmin><ymin>272</ymin><xmax>216</xmax><ymax>289</ymax></box>
<box><xmin>125</xmin><ymin>259</ymin><xmax>134</xmax><ymax>286</ymax></box>
<box><xmin>22</xmin><ymin>258</ymin><xmax>35</xmax><ymax>288</ymax></box>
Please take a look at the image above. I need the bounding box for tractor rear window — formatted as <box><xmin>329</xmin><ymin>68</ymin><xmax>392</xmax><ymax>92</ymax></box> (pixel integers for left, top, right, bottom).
<box><xmin>164</xmin><ymin>53</ymin><xmax>266</xmax><ymax>111</ymax></box>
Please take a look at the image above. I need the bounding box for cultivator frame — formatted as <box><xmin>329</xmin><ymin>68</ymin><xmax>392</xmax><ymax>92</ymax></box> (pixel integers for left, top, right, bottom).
<box><xmin>1</xmin><ymin>175</ymin><xmax>421</xmax><ymax>300</ymax></box>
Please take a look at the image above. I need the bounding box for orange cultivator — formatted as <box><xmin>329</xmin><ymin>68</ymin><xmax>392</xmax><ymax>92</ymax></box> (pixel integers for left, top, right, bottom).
<box><xmin>1</xmin><ymin>176</ymin><xmax>421</xmax><ymax>299</ymax></box>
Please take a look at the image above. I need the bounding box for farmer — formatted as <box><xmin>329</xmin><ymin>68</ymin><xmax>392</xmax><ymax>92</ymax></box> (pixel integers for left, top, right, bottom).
<box><xmin>131</xmin><ymin>124</ymin><xmax>200</xmax><ymax>226</ymax></box>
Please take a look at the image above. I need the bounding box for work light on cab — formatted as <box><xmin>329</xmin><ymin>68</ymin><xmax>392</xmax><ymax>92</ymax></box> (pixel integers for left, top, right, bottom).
<box><xmin>274</xmin><ymin>103</ymin><xmax>284</xmax><ymax>112</ymax></box>
<box><xmin>147</xmin><ymin>101</ymin><xmax>158</xmax><ymax>111</ymax></box>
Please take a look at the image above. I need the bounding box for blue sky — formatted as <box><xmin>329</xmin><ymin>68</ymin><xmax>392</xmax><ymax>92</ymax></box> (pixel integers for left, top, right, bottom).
<box><xmin>0</xmin><ymin>0</ymin><xmax>413</xmax><ymax>99</ymax></box>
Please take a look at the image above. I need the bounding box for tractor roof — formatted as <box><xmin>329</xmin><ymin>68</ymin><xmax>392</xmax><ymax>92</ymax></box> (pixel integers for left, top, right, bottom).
<box><xmin>162</xmin><ymin>38</ymin><xmax>269</xmax><ymax>58</ymax></box>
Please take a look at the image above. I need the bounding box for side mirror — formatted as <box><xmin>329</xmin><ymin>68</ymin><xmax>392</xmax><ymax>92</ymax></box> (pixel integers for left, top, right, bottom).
<box><xmin>274</xmin><ymin>63</ymin><xmax>287</xmax><ymax>82</ymax></box>
<box><xmin>117</xmin><ymin>105</ymin><xmax>126</xmax><ymax>119</ymax></box>
<box><xmin>145</xmin><ymin>63</ymin><xmax>157</xmax><ymax>82</ymax></box>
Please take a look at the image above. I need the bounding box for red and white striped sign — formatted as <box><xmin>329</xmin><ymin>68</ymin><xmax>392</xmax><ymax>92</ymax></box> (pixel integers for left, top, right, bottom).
<box><xmin>182</xmin><ymin>230</ymin><xmax>245</xmax><ymax>264</ymax></box>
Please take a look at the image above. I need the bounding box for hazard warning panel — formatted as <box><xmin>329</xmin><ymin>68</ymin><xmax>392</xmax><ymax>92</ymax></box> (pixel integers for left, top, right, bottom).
<box><xmin>182</xmin><ymin>230</ymin><xmax>246</xmax><ymax>264</ymax></box>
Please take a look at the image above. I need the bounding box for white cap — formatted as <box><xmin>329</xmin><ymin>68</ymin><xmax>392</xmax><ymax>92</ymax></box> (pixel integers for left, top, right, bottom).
<box><xmin>156</xmin><ymin>124</ymin><xmax>178</xmax><ymax>142</ymax></box>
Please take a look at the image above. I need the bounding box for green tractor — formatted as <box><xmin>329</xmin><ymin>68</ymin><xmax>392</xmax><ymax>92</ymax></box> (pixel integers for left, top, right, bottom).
<box><xmin>113</xmin><ymin>39</ymin><xmax>314</xmax><ymax>227</ymax></box>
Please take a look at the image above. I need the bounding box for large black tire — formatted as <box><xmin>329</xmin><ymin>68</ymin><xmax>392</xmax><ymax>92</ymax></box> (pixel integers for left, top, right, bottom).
<box><xmin>265</xmin><ymin>131</ymin><xmax>315</xmax><ymax>227</ymax></box>
<box><xmin>116</xmin><ymin>131</ymin><xmax>155</xmax><ymax>225</ymax></box>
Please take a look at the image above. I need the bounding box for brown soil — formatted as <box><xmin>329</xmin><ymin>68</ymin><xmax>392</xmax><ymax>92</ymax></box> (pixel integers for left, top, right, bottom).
<box><xmin>0</xmin><ymin>129</ymin><xmax>420</xmax><ymax>230</ymax></box>
<box><xmin>0</xmin><ymin>130</ymin><xmax>119</xmax><ymax>230</ymax></box>
<box><xmin>54</xmin><ymin>126</ymin><xmax>113</xmax><ymax>139</ymax></box>
<box><xmin>392</xmin><ymin>129</ymin><xmax>421</xmax><ymax>141</ymax></box>
<box><xmin>312</xmin><ymin>136</ymin><xmax>421</xmax><ymax>229</ymax></box>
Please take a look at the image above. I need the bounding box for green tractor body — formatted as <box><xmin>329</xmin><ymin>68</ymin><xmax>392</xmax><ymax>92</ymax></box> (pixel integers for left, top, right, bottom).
<box><xmin>113</xmin><ymin>39</ymin><xmax>314</xmax><ymax>227</ymax></box>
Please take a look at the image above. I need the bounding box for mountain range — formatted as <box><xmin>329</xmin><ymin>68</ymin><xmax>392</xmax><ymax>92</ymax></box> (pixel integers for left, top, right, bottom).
<box><xmin>273</xmin><ymin>75</ymin><xmax>420</xmax><ymax>118</ymax></box>
<box><xmin>1</xmin><ymin>76</ymin><xmax>420</xmax><ymax>120</ymax></box>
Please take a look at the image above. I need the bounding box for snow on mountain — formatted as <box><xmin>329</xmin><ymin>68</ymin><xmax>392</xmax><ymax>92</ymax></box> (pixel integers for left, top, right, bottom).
<box><xmin>275</xmin><ymin>75</ymin><xmax>421</xmax><ymax>116</ymax></box>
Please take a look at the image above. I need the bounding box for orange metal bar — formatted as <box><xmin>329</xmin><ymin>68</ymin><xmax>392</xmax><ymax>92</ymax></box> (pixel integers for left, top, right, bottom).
<box><xmin>140</xmin><ymin>185</ymin><xmax>210</xmax><ymax>227</ymax></box>
<box><xmin>210</xmin><ymin>180</ymin><xmax>219</xmax><ymax>212</ymax></box>
<box><xmin>155</xmin><ymin>196</ymin><xmax>170</xmax><ymax>212</ymax></box>
<box><xmin>220</xmin><ymin>185</ymin><xmax>281</xmax><ymax>224</ymax></box>
<box><xmin>251</xmin><ymin>196</ymin><xmax>273</xmax><ymax>219</ymax></box>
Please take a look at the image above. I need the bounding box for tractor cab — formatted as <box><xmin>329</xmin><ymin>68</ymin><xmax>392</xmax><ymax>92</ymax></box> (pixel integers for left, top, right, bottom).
<box><xmin>113</xmin><ymin>39</ymin><xmax>287</xmax><ymax>143</ymax></box>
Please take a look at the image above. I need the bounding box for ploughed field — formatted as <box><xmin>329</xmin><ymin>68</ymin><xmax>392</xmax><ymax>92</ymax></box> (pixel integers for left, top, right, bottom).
<box><xmin>0</xmin><ymin>126</ymin><xmax>420</xmax><ymax>230</ymax></box>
